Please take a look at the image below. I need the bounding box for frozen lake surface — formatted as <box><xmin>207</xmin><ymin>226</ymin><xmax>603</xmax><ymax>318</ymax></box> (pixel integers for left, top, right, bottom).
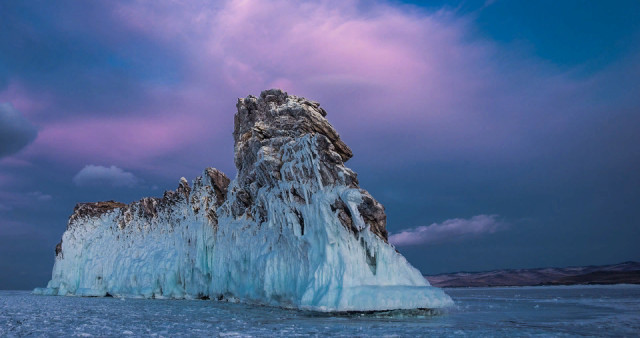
<box><xmin>2</xmin><ymin>285</ymin><xmax>639</xmax><ymax>336</ymax></box>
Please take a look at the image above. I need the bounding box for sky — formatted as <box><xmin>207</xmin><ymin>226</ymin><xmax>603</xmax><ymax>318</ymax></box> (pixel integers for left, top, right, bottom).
<box><xmin>0</xmin><ymin>0</ymin><xmax>639</xmax><ymax>290</ymax></box>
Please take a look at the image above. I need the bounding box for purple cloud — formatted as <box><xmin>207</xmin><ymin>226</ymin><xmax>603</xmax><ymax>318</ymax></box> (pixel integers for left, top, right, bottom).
<box><xmin>1</xmin><ymin>0</ymin><xmax>637</xmax><ymax>180</ymax></box>
<box><xmin>389</xmin><ymin>215</ymin><xmax>506</xmax><ymax>246</ymax></box>
<box><xmin>0</xmin><ymin>190</ymin><xmax>53</xmax><ymax>212</ymax></box>
<box><xmin>32</xmin><ymin>115</ymin><xmax>214</xmax><ymax>169</ymax></box>
<box><xmin>26</xmin><ymin>191</ymin><xmax>52</xmax><ymax>201</ymax></box>
<box><xmin>99</xmin><ymin>2</ymin><xmax>640</xmax><ymax>164</ymax></box>
<box><xmin>73</xmin><ymin>165</ymin><xmax>139</xmax><ymax>188</ymax></box>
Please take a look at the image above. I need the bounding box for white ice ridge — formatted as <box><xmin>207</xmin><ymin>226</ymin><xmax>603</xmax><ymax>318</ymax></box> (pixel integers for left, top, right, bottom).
<box><xmin>35</xmin><ymin>90</ymin><xmax>453</xmax><ymax>311</ymax></box>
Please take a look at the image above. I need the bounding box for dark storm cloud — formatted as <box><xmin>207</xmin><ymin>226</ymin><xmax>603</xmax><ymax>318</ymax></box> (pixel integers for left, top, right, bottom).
<box><xmin>0</xmin><ymin>103</ymin><xmax>38</xmax><ymax>158</ymax></box>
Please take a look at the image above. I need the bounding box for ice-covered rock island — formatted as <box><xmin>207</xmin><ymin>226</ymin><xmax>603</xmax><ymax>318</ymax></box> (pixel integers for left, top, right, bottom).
<box><xmin>35</xmin><ymin>89</ymin><xmax>453</xmax><ymax>311</ymax></box>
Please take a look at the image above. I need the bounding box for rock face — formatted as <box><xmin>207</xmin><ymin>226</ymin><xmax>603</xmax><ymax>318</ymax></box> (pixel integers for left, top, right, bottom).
<box><xmin>35</xmin><ymin>89</ymin><xmax>453</xmax><ymax>311</ymax></box>
<box><xmin>229</xmin><ymin>89</ymin><xmax>387</xmax><ymax>241</ymax></box>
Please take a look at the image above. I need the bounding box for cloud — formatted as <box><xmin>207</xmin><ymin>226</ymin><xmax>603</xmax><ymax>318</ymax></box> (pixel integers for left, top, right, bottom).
<box><xmin>33</xmin><ymin>115</ymin><xmax>215</xmax><ymax>170</ymax></box>
<box><xmin>0</xmin><ymin>191</ymin><xmax>53</xmax><ymax>211</ymax></box>
<box><xmin>26</xmin><ymin>191</ymin><xmax>52</xmax><ymax>201</ymax></box>
<box><xmin>73</xmin><ymin>165</ymin><xmax>139</xmax><ymax>188</ymax></box>
<box><xmin>0</xmin><ymin>103</ymin><xmax>38</xmax><ymax>158</ymax></box>
<box><xmin>389</xmin><ymin>215</ymin><xmax>506</xmax><ymax>246</ymax></box>
<box><xmin>110</xmin><ymin>0</ymin><xmax>634</xmax><ymax>164</ymax></box>
<box><xmin>2</xmin><ymin>0</ymin><xmax>637</xmax><ymax>179</ymax></box>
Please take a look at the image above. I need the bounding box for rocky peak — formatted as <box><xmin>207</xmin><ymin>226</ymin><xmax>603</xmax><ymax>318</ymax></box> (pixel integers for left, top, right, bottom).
<box><xmin>68</xmin><ymin>168</ymin><xmax>230</xmax><ymax>229</ymax></box>
<box><xmin>233</xmin><ymin>89</ymin><xmax>352</xmax><ymax>172</ymax></box>
<box><xmin>205</xmin><ymin>168</ymin><xmax>231</xmax><ymax>207</ymax></box>
<box><xmin>228</xmin><ymin>89</ymin><xmax>388</xmax><ymax>241</ymax></box>
<box><xmin>177</xmin><ymin>177</ymin><xmax>191</xmax><ymax>199</ymax></box>
<box><xmin>69</xmin><ymin>201</ymin><xmax>126</xmax><ymax>226</ymax></box>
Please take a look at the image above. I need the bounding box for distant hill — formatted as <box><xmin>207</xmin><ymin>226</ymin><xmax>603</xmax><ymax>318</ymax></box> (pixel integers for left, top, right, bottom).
<box><xmin>426</xmin><ymin>261</ymin><xmax>640</xmax><ymax>288</ymax></box>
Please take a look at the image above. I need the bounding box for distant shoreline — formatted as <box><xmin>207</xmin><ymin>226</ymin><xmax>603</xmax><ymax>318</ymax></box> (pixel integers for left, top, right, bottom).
<box><xmin>425</xmin><ymin>261</ymin><xmax>640</xmax><ymax>288</ymax></box>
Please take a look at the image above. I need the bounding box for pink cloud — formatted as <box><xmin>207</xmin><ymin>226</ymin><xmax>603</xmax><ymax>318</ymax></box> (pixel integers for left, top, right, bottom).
<box><xmin>30</xmin><ymin>114</ymin><xmax>211</xmax><ymax>171</ymax></box>
<box><xmin>389</xmin><ymin>214</ymin><xmax>506</xmax><ymax>246</ymax></box>
<box><xmin>110</xmin><ymin>0</ymin><xmax>594</xmax><ymax>161</ymax></box>
<box><xmin>114</xmin><ymin>1</ymin><xmax>465</xmax><ymax>95</ymax></box>
<box><xmin>3</xmin><ymin>0</ymin><xmax>634</xmax><ymax>180</ymax></box>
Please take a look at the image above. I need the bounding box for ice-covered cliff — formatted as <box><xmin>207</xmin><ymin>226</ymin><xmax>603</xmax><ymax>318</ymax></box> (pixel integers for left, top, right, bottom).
<box><xmin>35</xmin><ymin>89</ymin><xmax>453</xmax><ymax>311</ymax></box>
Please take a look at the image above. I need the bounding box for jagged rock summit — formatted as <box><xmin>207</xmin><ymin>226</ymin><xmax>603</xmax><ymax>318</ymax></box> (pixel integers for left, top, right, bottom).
<box><xmin>35</xmin><ymin>89</ymin><xmax>453</xmax><ymax>311</ymax></box>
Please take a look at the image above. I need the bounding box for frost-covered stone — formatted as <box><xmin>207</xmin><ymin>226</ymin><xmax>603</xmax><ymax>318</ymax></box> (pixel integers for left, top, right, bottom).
<box><xmin>35</xmin><ymin>89</ymin><xmax>453</xmax><ymax>311</ymax></box>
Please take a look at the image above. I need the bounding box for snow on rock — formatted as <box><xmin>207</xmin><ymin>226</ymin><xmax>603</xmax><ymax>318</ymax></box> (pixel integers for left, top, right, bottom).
<box><xmin>34</xmin><ymin>89</ymin><xmax>453</xmax><ymax>311</ymax></box>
